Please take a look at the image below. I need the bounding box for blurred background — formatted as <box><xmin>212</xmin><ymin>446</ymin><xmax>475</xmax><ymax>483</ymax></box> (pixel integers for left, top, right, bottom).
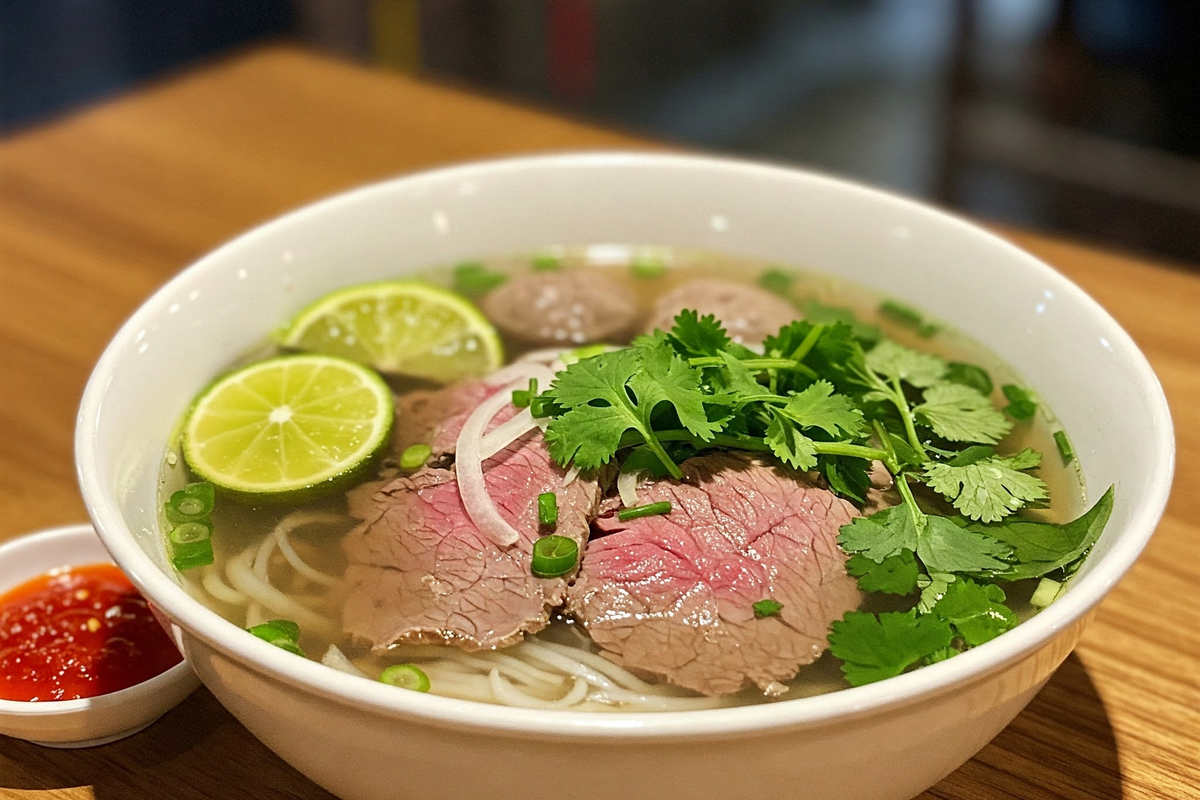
<box><xmin>2</xmin><ymin>0</ymin><xmax>1198</xmax><ymax>265</ymax></box>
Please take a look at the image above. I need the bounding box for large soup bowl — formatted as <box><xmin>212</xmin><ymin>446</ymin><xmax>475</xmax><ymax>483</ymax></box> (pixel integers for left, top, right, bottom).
<box><xmin>77</xmin><ymin>152</ymin><xmax>1173</xmax><ymax>800</ymax></box>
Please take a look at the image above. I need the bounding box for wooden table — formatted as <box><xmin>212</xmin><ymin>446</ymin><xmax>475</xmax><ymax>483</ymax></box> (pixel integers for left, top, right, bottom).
<box><xmin>1</xmin><ymin>46</ymin><xmax>1196</xmax><ymax>800</ymax></box>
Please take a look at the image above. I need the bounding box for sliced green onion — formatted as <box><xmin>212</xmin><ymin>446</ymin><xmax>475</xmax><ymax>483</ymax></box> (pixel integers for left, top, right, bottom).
<box><xmin>752</xmin><ymin>598</ymin><xmax>784</xmax><ymax>618</ymax></box>
<box><xmin>380</xmin><ymin>663</ymin><xmax>431</xmax><ymax>692</ymax></box>
<box><xmin>758</xmin><ymin>268</ymin><xmax>794</xmax><ymax>296</ymax></box>
<box><xmin>170</xmin><ymin>540</ymin><xmax>214</xmax><ymax>571</ymax></box>
<box><xmin>879</xmin><ymin>300</ymin><xmax>940</xmax><ymax>337</ymax></box>
<box><xmin>530</xmin><ymin>535</ymin><xmax>578</xmax><ymax>578</ymax></box>
<box><xmin>528</xmin><ymin>395</ymin><xmax>555</xmax><ymax>418</ymax></box>
<box><xmin>168</xmin><ymin>519</ymin><xmax>214</xmax><ymax>571</ymax></box>
<box><xmin>164</xmin><ymin>482</ymin><xmax>215</xmax><ymax>524</ymax></box>
<box><xmin>511</xmin><ymin>378</ymin><xmax>539</xmax><ymax>408</ymax></box>
<box><xmin>247</xmin><ymin>620</ymin><xmax>305</xmax><ymax>656</ymax></box>
<box><xmin>1002</xmin><ymin>384</ymin><xmax>1038</xmax><ymax>420</ymax></box>
<box><xmin>453</xmin><ymin>262</ymin><xmax>507</xmax><ymax>297</ymax></box>
<box><xmin>531</xmin><ymin>253</ymin><xmax>562</xmax><ymax>271</ymax></box>
<box><xmin>400</xmin><ymin>443</ymin><xmax>433</xmax><ymax>470</ymax></box>
<box><xmin>617</xmin><ymin>501</ymin><xmax>672</xmax><ymax>522</ymax></box>
<box><xmin>537</xmin><ymin>491</ymin><xmax>558</xmax><ymax>527</ymax></box>
<box><xmin>1030</xmin><ymin>578</ymin><xmax>1064</xmax><ymax>608</ymax></box>
<box><xmin>252</xmin><ymin>625</ymin><xmax>304</xmax><ymax>655</ymax></box>
<box><xmin>1053</xmin><ymin>430</ymin><xmax>1075</xmax><ymax>464</ymax></box>
<box><xmin>169</xmin><ymin>519</ymin><xmax>212</xmax><ymax>545</ymax></box>
<box><xmin>631</xmin><ymin>258</ymin><xmax>666</xmax><ymax>279</ymax></box>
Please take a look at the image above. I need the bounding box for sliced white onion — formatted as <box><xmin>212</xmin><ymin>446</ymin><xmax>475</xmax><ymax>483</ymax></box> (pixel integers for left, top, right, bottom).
<box><xmin>617</xmin><ymin>469</ymin><xmax>643</xmax><ymax>508</ymax></box>
<box><xmin>321</xmin><ymin>644</ymin><xmax>370</xmax><ymax>678</ymax></box>
<box><xmin>561</xmin><ymin>464</ymin><xmax>581</xmax><ymax>487</ymax></box>
<box><xmin>480</xmin><ymin>408</ymin><xmax>538</xmax><ymax>460</ymax></box>
<box><xmin>456</xmin><ymin>365</ymin><xmax>555</xmax><ymax>548</ymax></box>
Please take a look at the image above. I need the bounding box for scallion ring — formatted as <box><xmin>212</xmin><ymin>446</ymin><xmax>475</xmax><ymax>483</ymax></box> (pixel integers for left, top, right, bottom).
<box><xmin>380</xmin><ymin>663</ymin><xmax>431</xmax><ymax>692</ymax></box>
<box><xmin>530</xmin><ymin>534</ymin><xmax>578</xmax><ymax>578</ymax></box>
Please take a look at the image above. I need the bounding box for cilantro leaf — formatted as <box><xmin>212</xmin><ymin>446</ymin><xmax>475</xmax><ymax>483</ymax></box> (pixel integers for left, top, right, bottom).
<box><xmin>765</xmin><ymin>413</ymin><xmax>819</xmax><ymax>471</ymax></box>
<box><xmin>865</xmin><ymin>340</ymin><xmax>947</xmax><ymax>388</ymax></box>
<box><xmin>838</xmin><ymin>505</ymin><xmax>919</xmax><ymax>563</ymax></box>
<box><xmin>914</xmin><ymin>383</ymin><xmax>1012</xmax><ymax>444</ymax></box>
<box><xmin>979</xmin><ymin>485</ymin><xmax>1114</xmax><ymax>580</ymax></box>
<box><xmin>804</xmin><ymin>324</ymin><xmax>876</xmax><ymax>394</ymax></box>
<box><xmin>829</xmin><ymin>610</ymin><xmax>954</xmax><ymax>686</ymax></box>
<box><xmin>776</xmin><ymin>380</ymin><xmax>866</xmax><ymax>439</ymax></box>
<box><xmin>753</xmin><ymin>598</ymin><xmax>784</xmax><ymax>618</ymax></box>
<box><xmin>820</xmin><ymin>454</ymin><xmax>873</xmax><ymax>504</ymax></box>
<box><xmin>917</xmin><ymin>572</ymin><xmax>955</xmax><ymax>613</ymax></box>
<box><xmin>840</xmin><ymin>500</ymin><xmax>1012</xmax><ymax>576</ymax></box>
<box><xmin>716</xmin><ymin>350</ymin><xmax>764</xmax><ymax>397</ymax></box>
<box><xmin>932</xmin><ymin>579</ymin><xmax>1017</xmax><ymax>646</ymax></box>
<box><xmin>847</xmin><ymin>550</ymin><xmax>919</xmax><ymax>595</ymax></box>
<box><xmin>543</xmin><ymin>341</ymin><xmax>722</xmax><ymax>476</ymax></box>
<box><xmin>668</xmin><ymin>310</ymin><xmax>730</xmax><ymax>358</ymax></box>
<box><xmin>918</xmin><ymin>514</ymin><xmax>1013</xmax><ymax>575</ymax></box>
<box><xmin>923</xmin><ymin>448</ymin><xmax>1049</xmax><ymax>522</ymax></box>
<box><xmin>945</xmin><ymin>362</ymin><xmax>994</xmax><ymax>396</ymax></box>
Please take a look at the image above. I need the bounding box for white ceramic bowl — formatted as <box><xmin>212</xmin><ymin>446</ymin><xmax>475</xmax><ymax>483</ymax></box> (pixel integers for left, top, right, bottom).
<box><xmin>76</xmin><ymin>152</ymin><xmax>1173</xmax><ymax>800</ymax></box>
<box><xmin>0</xmin><ymin>524</ymin><xmax>199</xmax><ymax>747</ymax></box>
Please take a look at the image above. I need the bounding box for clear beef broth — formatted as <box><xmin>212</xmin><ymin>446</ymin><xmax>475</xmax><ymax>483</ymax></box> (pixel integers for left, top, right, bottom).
<box><xmin>161</xmin><ymin>246</ymin><xmax>1084</xmax><ymax>708</ymax></box>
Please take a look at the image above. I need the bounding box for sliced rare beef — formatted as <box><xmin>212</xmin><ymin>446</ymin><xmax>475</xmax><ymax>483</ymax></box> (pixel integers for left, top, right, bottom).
<box><xmin>390</xmin><ymin>380</ymin><xmax>492</xmax><ymax>460</ymax></box>
<box><xmin>342</xmin><ymin>381</ymin><xmax>603</xmax><ymax>651</ymax></box>
<box><xmin>646</xmin><ymin>279</ymin><xmax>798</xmax><ymax>347</ymax></box>
<box><xmin>568</xmin><ymin>453</ymin><xmax>861</xmax><ymax>697</ymax></box>
<box><xmin>480</xmin><ymin>271</ymin><xmax>638</xmax><ymax>346</ymax></box>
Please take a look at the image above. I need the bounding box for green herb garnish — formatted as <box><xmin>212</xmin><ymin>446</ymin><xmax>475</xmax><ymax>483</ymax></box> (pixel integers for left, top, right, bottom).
<box><xmin>537</xmin><ymin>491</ymin><xmax>558</xmax><ymax>527</ymax></box>
<box><xmin>531</xmin><ymin>534</ymin><xmax>579</xmax><ymax>578</ymax></box>
<box><xmin>380</xmin><ymin>663</ymin><xmax>431</xmax><ymax>692</ymax></box>
<box><xmin>1002</xmin><ymin>384</ymin><xmax>1038</xmax><ymax>420</ymax></box>
<box><xmin>399</xmin><ymin>443</ymin><xmax>432</xmax><ymax>470</ymax></box>
<box><xmin>453</xmin><ymin>262</ymin><xmax>507</xmax><ymax>296</ymax></box>
<box><xmin>752</xmin><ymin>598</ymin><xmax>785</xmax><ymax>618</ymax></box>
<box><xmin>247</xmin><ymin>619</ymin><xmax>305</xmax><ymax>656</ymax></box>
<box><xmin>617</xmin><ymin>501</ymin><xmax>673</xmax><ymax>522</ymax></box>
<box><xmin>525</xmin><ymin>309</ymin><xmax>1110</xmax><ymax>688</ymax></box>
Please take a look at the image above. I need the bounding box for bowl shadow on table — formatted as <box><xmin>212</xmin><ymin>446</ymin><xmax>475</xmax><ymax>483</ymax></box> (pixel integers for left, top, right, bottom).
<box><xmin>922</xmin><ymin>653</ymin><xmax>1124</xmax><ymax>800</ymax></box>
<box><xmin>0</xmin><ymin>653</ymin><xmax>1119</xmax><ymax>800</ymax></box>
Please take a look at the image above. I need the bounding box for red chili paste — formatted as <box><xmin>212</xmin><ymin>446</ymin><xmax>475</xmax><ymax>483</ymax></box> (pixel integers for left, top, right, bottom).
<box><xmin>0</xmin><ymin>563</ymin><xmax>182</xmax><ymax>701</ymax></box>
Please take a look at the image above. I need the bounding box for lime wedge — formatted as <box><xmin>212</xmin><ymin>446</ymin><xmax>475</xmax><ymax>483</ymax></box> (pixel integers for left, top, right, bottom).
<box><xmin>276</xmin><ymin>281</ymin><xmax>504</xmax><ymax>384</ymax></box>
<box><xmin>182</xmin><ymin>354</ymin><xmax>394</xmax><ymax>501</ymax></box>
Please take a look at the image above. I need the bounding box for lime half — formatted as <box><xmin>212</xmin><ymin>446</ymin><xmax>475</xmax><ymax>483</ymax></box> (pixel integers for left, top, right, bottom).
<box><xmin>276</xmin><ymin>281</ymin><xmax>503</xmax><ymax>384</ymax></box>
<box><xmin>182</xmin><ymin>354</ymin><xmax>394</xmax><ymax>501</ymax></box>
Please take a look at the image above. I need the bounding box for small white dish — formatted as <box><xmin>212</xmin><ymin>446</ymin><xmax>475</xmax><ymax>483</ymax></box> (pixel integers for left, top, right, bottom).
<box><xmin>0</xmin><ymin>523</ymin><xmax>199</xmax><ymax>748</ymax></box>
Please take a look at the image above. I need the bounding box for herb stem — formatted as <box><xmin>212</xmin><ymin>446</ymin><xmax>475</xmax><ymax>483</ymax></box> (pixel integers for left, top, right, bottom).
<box><xmin>616</xmin><ymin>429</ymin><xmax>890</xmax><ymax>466</ymax></box>
<box><xmin>890</xmin><ymin>375</ymin><xmax>927</xmax><ymax>460</ymax></box>
<box><xmin>687</xmin><ymin>356</ymin><xmax>818</xmax><ymax>379</ymax></box>
<box><xmin>786</xmin><ymin>323</ymin><xmax>825</xmax><ymax>364</ymax></box>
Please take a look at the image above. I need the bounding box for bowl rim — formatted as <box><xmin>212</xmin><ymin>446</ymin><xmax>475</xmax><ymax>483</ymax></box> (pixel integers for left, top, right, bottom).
<box><xmin>76</xmin><ymin>150</ymin><xmax>1175</xmax><ymax>740</ymax></box>
<box><xmin>0</xmin><ymin>523</ymin><xmax>196</xmax><ymax>721</ymax></box>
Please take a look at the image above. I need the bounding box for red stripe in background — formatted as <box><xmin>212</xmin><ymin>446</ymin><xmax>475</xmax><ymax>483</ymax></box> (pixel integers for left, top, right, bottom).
<box><xmin>548</xmin><ymin>0</ymin><xmax>596</xmax><ymax>102</ymax></box>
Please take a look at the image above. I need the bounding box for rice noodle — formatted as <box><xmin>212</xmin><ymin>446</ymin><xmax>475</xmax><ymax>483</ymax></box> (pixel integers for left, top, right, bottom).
<box><xmin>616</xmin><ymin>469</ymin><xmax>642</xmax><ymax>508</ymax></box>
<box><xmin>488</xmin><ymin>670</ymin><xmax>589</xmax><ymax>709</ymax></box>
<box><xmin>226</xmin><ymin>546</ymin><xmax>336</xmax><ymax>634</ymax></box>
<box><xmin>456</xmin><ymin>364</ymin><xmax>556</xmax><ymax>547</ymax></box>
<box><xmin>272</xmin><ymin>511</ymin><xmax>345</xmax><ymax>586</ymax></box>
<box><xmin>201</xmin><ymin>565</ymin><xmax>247</xmax><ymax>606</ymax></box>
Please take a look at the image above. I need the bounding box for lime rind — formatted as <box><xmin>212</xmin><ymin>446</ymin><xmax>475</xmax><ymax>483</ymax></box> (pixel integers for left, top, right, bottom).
<box><xmin>275</xmin><ymin>280</ymin><xmax>504</xmax><ymax>383</ymax></box>
<box><xmin>182</xmin><ymin>354</ymin><xmax>394</xmax><ymax>502</ymax></box>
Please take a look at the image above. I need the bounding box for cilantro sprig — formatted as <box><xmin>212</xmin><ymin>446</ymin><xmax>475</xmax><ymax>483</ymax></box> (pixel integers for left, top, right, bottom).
<box><xmin>527</xmin><ymin>308</ymin><xmax>1112</xmax><ymax>688</ymax></box>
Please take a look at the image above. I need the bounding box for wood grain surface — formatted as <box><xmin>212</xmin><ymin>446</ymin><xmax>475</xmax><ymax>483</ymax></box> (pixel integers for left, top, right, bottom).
<box><xmin>0</xmin><ymin>46</ymin><xmax>1196</xmax><ymax>800</ymax></box>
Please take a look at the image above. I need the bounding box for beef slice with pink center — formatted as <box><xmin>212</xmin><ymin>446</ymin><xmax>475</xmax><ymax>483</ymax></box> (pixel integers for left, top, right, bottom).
<box><xmin>568</xmin><ymin>453</ymin><xmax>861</xmax><ymax>696</ymax></box>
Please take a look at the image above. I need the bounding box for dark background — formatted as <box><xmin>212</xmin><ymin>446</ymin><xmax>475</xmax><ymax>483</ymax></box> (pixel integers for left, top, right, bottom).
<box><xmin>3</xmin><ymin>0</ymin><xmax>1198</xmax><ymax>266</ymax></box>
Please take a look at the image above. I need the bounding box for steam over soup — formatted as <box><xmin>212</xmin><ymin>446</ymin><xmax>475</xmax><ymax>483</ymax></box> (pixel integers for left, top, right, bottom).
<box><xmin>160</xmin><ymin>246</ymin><xmax>1110</xmax><ymax>710</ymax></box>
